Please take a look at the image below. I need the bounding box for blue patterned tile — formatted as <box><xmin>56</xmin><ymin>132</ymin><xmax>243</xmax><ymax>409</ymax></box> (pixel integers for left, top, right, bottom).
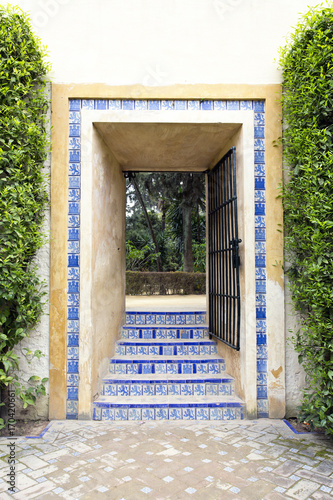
<box><xmin>255</xmin><ymin>203</ymin><xmax>265</xmax><ymax>216</ymax></box>
<box><xmin>156</xmin><ymin>314</ymin><xmax>166</xmax><ymax>325</ymax></box>
<box><xmin>69</xmin><ymin>124</ymin><xmax>80</xmax><ymax>137</ymax></box>
<box><xmin>82</xmin><ymin>99</ymin><xmax>94</xmax><ymax>110</ymax></box>
<box><xmin>175</xmin><ymin>100</ymin><xmax>187</xmax><ymax>110</ymax></box>
<box><xmin>194</xmin><ymin>384</ymin><xmax>205</xmax><ymax>396</ymax></box>
<box><xmin>143</xmin><ymin>384</ymin><xmax>154</xmax><ymax>396</ymax></box>
<box><xmin>201</xmin><ymin>100</ymin><xmax>213</xmax><ymax>110</ymax></box>
<box><xmin>200</xmin><ymin>345</ymin><xmax>210</xmax><ymax>356</ymax></box>
<box><xmin>255</xmin><ymin>254</ymin><xmax>266</xmax><ymax>267</ymax></box>
<box><xmin>182</xmin><ymin>363</ymin><xmax>192</xmax><ymax>374</ymax></box>
<box><xmin>254</xmin><ymin>113</ymin><xmax>265</xmax><ymax>126</ymax></box>
<box><xmin>68</xmin><ymin>334</ymin><xmax>79</xmax><ymax>346</ymax></box>
<box><xmin>257</xmin><ymin>399</ymin><xmax>268</xmax><ymax>413</ymax></box>
<box><xmin>68</xmin><ymin>215</ymin><xmax>80</xmax><ymax>227</ymax></box>
<box><xmin>187</xmin><ymin>100</ymin><xmax>200</xmax><ymax>110</ymax></box>
<box><xmin>220</xmin><ymin>384</ymin><xmax>231</xmax><ymax>396</ymax></box>
<box><xmin>137</xmin><ymin>345</ymin><xmax>149</xmax><ymax>356</ymax></box>
<box><xmin>126</xmin><ymin>313</ymin><xmax>135</xmax><ymax>325</ymax></box>
<box><xmin>149</xmin><ymin>346</ymin><xmax>159</xmax><ymax>356</ymax></box>
<box><xmin>69</xmin><ymin>99</ymin><xmax>81</xmax><ymax>111</ymax></box>
<box><xmin>68</xmin><ymin>255</ymin><xmax>79</xmax><ymax>267</ymax></box>
<box><xmin>257</xmin><ymin>358</ymin><xmax>267</xmax><ymax>372</ymax></box>
<box><xmin>127</xmin><ymin>363</ymin><xmax>139</xmax><ymax>375</ymax></box>
<box><xmin>257</xmin><ymin>333</ymin><xmax>267</xmax><ymax>345</ymax></box>
<box><xmin>254</xmin><ymin>126</ymin><xmax>265</xmax><ymax>138</ymax></box>
<box><xmin>183</xmin><ymin>408</ymin><xmax>196</xmax><ymax>420</ymax></box>
<box><xmin>155</xmin><ymin>408</ymin><xmax>168</xmax><ymax>420</ymax></box>
<box><xmin>254</xmin><ymin>163</ymin><xmax>265</xmax><ymax>176</ymax></box>
<box><xmin>148</xmin><ymin>100</ymin><xmax>160</xmax><ymax>110</ymax></box>
<box><xmin>115</xmin><ymin>409</ymin><xmax>128</xmax><ymax>421</ymax></box>
<box><xmin>67</xmin><ymin>373</ymin><xmax>79</xmax><ymax>386</ymax></box>
<box><xmin>255</xmin><ymin>190</ymin><xmax>265</xmax><ymax>203</ymax></box>
<box><xmin>181</xmin><ymin>384</ymin><xmax>193</xmax><ymax>396</ymax></box>
<box><xmin>67</xmin><ymin>346</ymin><xmax>79</xmax><ymax>359</ymax></box>
<box><xmin>68</xmin><ymin>188</ymin><xmax>80</xmax><ymax>203</ymax></box>
<box><xmin>67</xmin><ymin>319</ymin><xmax>79</xmax><ymax>332</ymax></box>
<box><xmin>180</xmin><ymin>329</ymin><xmax>190</xmax><ymax>339</ymax></box>
<box><xmin>68</xmin><ymin>241</ymin><xmax>79</xmax><ymax>254</ymax></box>
<box><xmin>145</xmin><ymin>314</ymin><xmax>156</xmax><ymax>325</ymax></box>
<box><xmin>196</xmin><ymin>313</ymin><xmax>206</xmax><ymax>324</ymax></box>
<box><xmin>161</xmin><ymin>100</ymin><xmax>175</xmax><ymax>110</ymax></box>
<box><xmin>168</xmin><ymin>384</ymin><xmax>180</xmax><ymax>396</ymax></box>
<box><xmin>104</xmin><ymin>384</ymin><xmax>117</xmax><ymax>396</ymax></box>
<box><xmin>256</xmin><ymin>294</ymin><xmax>266</xmax><ymax>307</ymax></box>
<box><xmin>256</xmin><ymin>307</ymin><xmax>266</xmax><ymax>319</ymax></box>
<box><xmin>169</xmin><ymin>407</ymin><xmax>182</xmax><ymax>420</ymax></box>
<box><xmin>69</xmin><ymin>163</ymin><xmax>81</xmax><ymax>176</ymax></box>
<box><xmin>115</xmin><ymin>364</ymin><xmax>126</xmax><ymax>375</ymax></box>
<box><xmin>130</xmin><ymin>385</ymin><xmax>142</xmax><ymax>396</ymax></box>
<box><xmin>155</xmin><ymin>363</ymin><xmax>167</xmax><ymax>374</ymax></box>
<box><xmin>128</xmin><ymin>329</ymin><xmax>139</xmax><ymax>339</ymax></box>
<box><xmin>177</xmin><ymin>345</ymin><xmax>187</xmax><ymax>356</ymax></box>
<box><xmin>206</xmin><ymin>384</ymin><xmax>218</xmax><ymax>396</ymax></box>
<box><xmin>142</xmin><ymin>408</ymin><xmax>155</xmax><ymax>420</ymax></box>
<box><xmin>69</xmin><ymin>111</ymin><xmax>80</xmax><ymax>124</ymax></box>
<box><xmin>135</xmin><ymin>100</ymin><xmax>148</xmax><ymax>110</ymax></box>
<box><xmin>166</xmin><ymin>314</ymin><xmax>176</xmax><ymax>325</ymax></box>
<box><xmin>254</xmin><ymin>139</ymin><xmax>265</xmax><ymax>151</ymax></box>
<box><xmin>257</xmin><ymin>345</ymin><xmax>268</xmax><ymax>358</ymax></box>
<box><xmin>186</xmin><ymin>314</ymin><xmax>195</xmax><ymax>325</ymax></box>
<box><xmin>256</xmin><ymin>320</ymin><xmax>267</xmax><ymax>332</ymax></box>
<box><xmin>213</xmin><ymin>100</ymin><xmax>227</xmax><ymax>110</ymax></box>
<box><xmin>196</xmin><ymin>407</ymin><xmax>209</xmax><ymax>420</ymax></box>
<box><xmin>210</xmin><ymin>408</ymin><xmax>223</xmax><ymax>420</ymax></box>
<box><xmin>69</xmin><ymin>176</ymin><xmax>80</xmax><ymax>188</ymax></box>
<box><xmin>255</xmin><ymin>216</ymin><xmax>266</xmax><ymax>228</ymax></box>
<box><xmin>156</xmin><ymin>384</ymin><xmax>168</xmax><ymax>396</ymax></box>
<box><xmin>135</xmin><ymin>314</ymin><xmax>146</xmax><ymax>325</ymax></box>
<box><xmin>66</xmin><ymin>400</ymin><xmax>78</xmax><ymax>415</ymax></box>
<box><xmin>122</xmin><ymin>100</ymin><xmax>134</xmax><ymax>110</ymax></box>
<box><xmin>253</xmin><ymin>100</ymin><xmax>265</xmax><ymax>112</ymax></box>
<box><xmin>188</xmin><ymin>345</ymin><xmax>199</xmax><ymax>356</ymax></box>
<box><xmin>68</xmin><ymin>228</ymin><xmax>79</xmax><ymax>240</ymax></box>
<box><xmin>257</xmin><ymin>386</ymin><xmax>268</xmax><ymax>399</ymax></box>
<box><xmin>227</xmin><ymin>100</ymin><xmax>240</xmax><ymax>110</ymax></box>
<box><xmin>95</xmin><ymin>99</ymin><xmax>108</xmax><ymax>110</ymax></box>
<box><xmin>255</xmin><ymin>177</ymin><xmax>265</xmax><ymax>190</ymax></box>
<box><xmin>240</xmin><ymin>100</ymin><xmax>253</xmax><ymax>110</ymax></box>
<box><xmin>156</xmin><ymin>329</ymin><xmax>167</xmax><ymax>339</ymax></box>
<box><xmin>68</xmin><ymin>203</ymin><xmax>80</xmax><ymax>216</ymax></box>
<box><xmin>197</xmin><ymin>364</ymin><xmax>208</xmax><ymax>374</ymax></box>
<box><xmin>256</xmin><ymin>268</ymin><xmax>266</xmax><ymax>280</ymax></box>
<box><xmin>223</xmin><ymin>408</ymin><xmax>236</xmax><ymax>420</ymax></box>
<box><xmin>102</xmin><ymin>408</ymin><xmax>115</xmax><ymax>421</ymax></box>
<box><xmin>116</xmin><ymin>345</ymin><xmax>125</xmax><ymax>356</ymax></box>
<box><xmin>142</xmin><ymin>363</ymin><xmax>153</xmax><ymax>374</ymax></box>
<box><xmin>67</xmin><ymin>387</ymin><xmax>78</xmax><ymax>400</ymax></box>
<box><xmin>129</xmin><ymin>408</ymin><xmax>142</xmax><ymax>420</ymax></box>
<box><xmin>93</xmin><ymin>407</ymin><xmax>102</xmax><ymax>420</ymax></box>
<box><xmin>163</xmin><ymin>346</ymin><xmax>173</xmax><ymax>356</ymax></box>
<box><xmin>143</xmin><ymin>329</ymin><xmax>153</xmax><ymax>339</ymax></box>
<box><xmin>69</xmin><ymin>137</ymin><xmax>80</xmax><ymax>149</ymax></box>
<box><xmin>127</xmin><ymin>345</ymin><xmax>137</xmax><ymax>356</ymax></box>
<box><xmin>257</xmin><ymin>373</ymin><xmax>268</xmax><ymax>385</ymax></box>
<box><xmin>256</xmin><ymin>280</ymin><xmax>266</xmax><ymax>294</ymax></box>
<box><xmin>69</xmin><ymin>150</ymin><xmax>80</xmax><ymax>163</ymax></box>
<box><xmin>68</xmin><ymin>360</ymin><xmax>79</xmax><ymax>373</ymax></box>
<box><xmin>68</xmin><ymin>307</ymin><xmax>79</xmax><ymax>320</ymax></box>
<box><xmin>108</xmin><ymin>99</ymin><xmax>122</xmax><ymax>110</ymax></box>
<box><xmin>209</xmin><ymin>363</ymin><xmax>220</xmax><ymax>374</ymax></box>
<box><xmin>255</xmin><ymin>151</ymin><xmax>265</xmax><ymax>164</ymax></box>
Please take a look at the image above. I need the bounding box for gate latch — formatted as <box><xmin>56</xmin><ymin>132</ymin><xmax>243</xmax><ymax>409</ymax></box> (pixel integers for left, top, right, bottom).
<box><xmin>230</xmin><ymin>238</ymin><xmax>242</xmax><ymax>268</ymax></box>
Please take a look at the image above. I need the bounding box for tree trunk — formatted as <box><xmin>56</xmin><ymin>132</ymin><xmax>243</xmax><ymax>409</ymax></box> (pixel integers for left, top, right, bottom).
<box><xmin>182</xmin><ymin>204</ymin><xmax>193</xmax><ymax>272</ymax></box>
<box><xmin>131</xmin><ymin>175</ymin><xmax>163</xmax><ymax>272</ymax></box>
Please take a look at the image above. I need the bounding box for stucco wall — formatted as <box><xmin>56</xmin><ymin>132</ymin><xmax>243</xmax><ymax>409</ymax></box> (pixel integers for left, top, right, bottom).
<box><xmin>12</xmin><ymin>0</ymin><xmax>322</xmax><ymax>86</ymax></box>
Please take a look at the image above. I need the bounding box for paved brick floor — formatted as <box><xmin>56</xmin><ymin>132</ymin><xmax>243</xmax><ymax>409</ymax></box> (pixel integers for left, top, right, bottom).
<box><xmin>0</xmin><ymin>420</ymin><xmax>332</xmax><ymax>499</ymax></box>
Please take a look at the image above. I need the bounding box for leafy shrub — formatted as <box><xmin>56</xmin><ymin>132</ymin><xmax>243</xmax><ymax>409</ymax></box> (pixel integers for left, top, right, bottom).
<box><xmin>0</xmin><ymin>6</ymin><xmax>50</xmax><ymax>426</ymax></box>
<box><xmin>279</xmin><ymin>5</ymin><xmax>333</xmax><ymax>437</ymax></box>
<box><xmin>126</xmin><ymin>272</ymin><xmax>206</xmax><ymax>295</ymax></box>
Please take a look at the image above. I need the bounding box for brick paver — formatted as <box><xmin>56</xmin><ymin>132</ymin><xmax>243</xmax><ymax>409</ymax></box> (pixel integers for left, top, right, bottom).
<box><xmin>0</xmin><ymin>420</ymin><xmax>332</xmax><ymax>499</ymax></box>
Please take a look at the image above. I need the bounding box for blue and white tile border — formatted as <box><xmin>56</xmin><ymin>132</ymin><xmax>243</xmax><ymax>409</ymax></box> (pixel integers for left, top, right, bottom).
<box><xmin>66</xmin><ymin>98</ymin><xmax>268</xmax><ymax>419</ymax></box>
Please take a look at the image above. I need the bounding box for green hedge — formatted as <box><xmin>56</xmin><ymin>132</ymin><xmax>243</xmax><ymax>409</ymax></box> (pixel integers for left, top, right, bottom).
<box><xmin>279</xmin><ymin>6</ymin><xmax>333</xmax><ymax>438</ymax></box>
<box><xmin>126</xmin><ymin>272</ymin><xmax>206</xmax><ymax>295</ymax></box>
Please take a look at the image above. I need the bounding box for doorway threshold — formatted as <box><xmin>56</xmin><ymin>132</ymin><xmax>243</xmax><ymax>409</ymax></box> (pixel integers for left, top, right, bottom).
<box><xmin>126</xmin><ymin>295</ymin><xmax>206</xmax><ymax>312</ymax></box>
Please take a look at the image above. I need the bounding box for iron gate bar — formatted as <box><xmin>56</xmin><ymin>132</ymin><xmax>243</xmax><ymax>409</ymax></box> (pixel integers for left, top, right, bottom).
<box><xmin>207</xmin><ymin>147</ymin><xmax>241</xmax><ymax>350</ymax></box>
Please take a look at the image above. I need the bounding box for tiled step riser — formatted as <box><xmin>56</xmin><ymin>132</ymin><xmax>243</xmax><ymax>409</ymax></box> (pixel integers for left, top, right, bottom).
<box><xmin>102</xmin><ymin>382</ymin><xmax>235</xmax><ymax>397</ymax></box>
<box><xmin>94</xmin><ymin>406</ymin><xmax>243</xmax><ymax>421</ymax></box>
<box><xmin>115</xmin><ymin>343</ymin><xmax>217</xmax><ymax>356</ymax></box>
<box><xmin>126</xmin><ymin>312</ymin><xmax>206</xmax><ymax>326</ymax></box>
<box><xmin>121</xmin><ymin>328</ymin><xmax>209</xmax><ymax>340</ymax></box>
<box><xmin>110</xmin><ymin>360</ymin><xmax>226</xmax><ymax>375</ymax></box>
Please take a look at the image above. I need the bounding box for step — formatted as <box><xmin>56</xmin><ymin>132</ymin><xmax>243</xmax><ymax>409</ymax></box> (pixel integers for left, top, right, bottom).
<box><xmin>125</xmin><ymin>311</ymin><xmax>206</xmax><ymax>326</ymax></box>
<box><xmin>109</xmin><ymin>356</ymin><xmax>226</xmax><ymax>375</ymax></box>
<box><xmin>93</xmin><ymin>395</ymin><xmax>244</xmax><ymax>421</ymax></box>
<box><xmin>101</xmin><ymin>374</ymin><xmax>235</xmax><ymax>397</ymax></box>
<box><xmin>115</xmin><ymin>339</ymin><xmax>217</xmax><ymax>357</ymax></box>
<box><xmin>121</xmin><ymin>326</ymin><xmax>209</xmax><ymax>340</ymax></box>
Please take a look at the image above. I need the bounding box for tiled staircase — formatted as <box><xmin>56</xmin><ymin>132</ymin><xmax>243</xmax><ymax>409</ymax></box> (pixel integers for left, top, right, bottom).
<box><xmin>92</xmin><ymin>310</ymin><xmax>245</xmax><ymax>421</ymax></box>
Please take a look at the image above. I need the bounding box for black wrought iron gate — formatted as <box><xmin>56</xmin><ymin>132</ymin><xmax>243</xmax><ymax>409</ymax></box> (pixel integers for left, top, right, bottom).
<box><xmin>207</xmin><ymin>147</ymin><xmax>241</xmax><ymax>350</ymax></box>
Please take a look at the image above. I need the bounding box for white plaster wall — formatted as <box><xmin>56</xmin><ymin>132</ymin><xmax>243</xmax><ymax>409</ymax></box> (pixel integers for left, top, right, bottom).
<box><xmin>10</xmin><ymin>0</ymin><xmax>322</xmax><ymax>85</ymax></box>
<box><xmin>12</xmin><ymin>83</ymin><xmax>51</xmax><ymax>420</ymax></box>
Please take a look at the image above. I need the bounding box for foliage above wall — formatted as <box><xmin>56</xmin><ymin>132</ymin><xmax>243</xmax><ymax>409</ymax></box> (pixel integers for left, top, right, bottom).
<box><xmin>279</xmin><ymin>5</ymin><xmax>333</xmax><ymax>438</ymax></box>
<box><xmin>0</xmin><ymin>6</ymin><xmax>50</xmax><ymax>424</ymax></box>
